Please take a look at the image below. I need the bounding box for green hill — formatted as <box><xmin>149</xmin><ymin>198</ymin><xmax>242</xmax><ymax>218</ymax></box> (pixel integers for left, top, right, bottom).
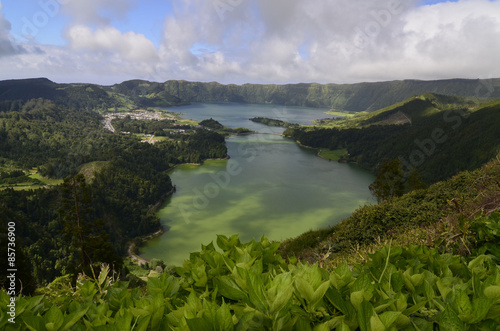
<box><xmin>284</xmin><ymin>94</ymin><xmax>500</xmax><ymax>183</ymax></box>
<box><xmin>0</xmin><ymin>78</ymin><xmax>117</xmax><ymax>111</ymax></box>
<box><xmin>116</xmin><ymin>78</ymin><xmax>500</xmax><ymax>111</ymax></box>
<box><xmin>2</xmin><ymin>77</ymin><xmax>500</xmax><ymax>112</ymax></box>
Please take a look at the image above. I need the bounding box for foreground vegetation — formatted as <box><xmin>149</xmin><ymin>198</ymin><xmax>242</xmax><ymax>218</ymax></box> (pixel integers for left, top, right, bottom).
<box><xmin>3</xmin><ymin>210</ymin><xmax>500</xmax><ymax>330</ymax></box>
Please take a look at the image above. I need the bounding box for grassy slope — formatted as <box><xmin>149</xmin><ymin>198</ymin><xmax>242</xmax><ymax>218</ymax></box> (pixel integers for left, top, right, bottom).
<box><xmin>76</xmin><ymin>161</ymin><xmax>110</xmax><ymax>181</ymax></box>
<box><xmin>317</xmin><ymin>148</ymin><xmax>347</xmax><ymax>161</ymax></box>
<box><xmin>279</xmin><ymin>156</ymin><xmax>500</xmax><ymax>269</ymax></box>
<box><xmin>280</xmin><ymin>96</ymin><xmax>500</xmax><ymax>265</ymax></box>
<box><xmin>315</xmin><ymin>93</ymin><xmax>477</xmax><ymax>129</ymax></box>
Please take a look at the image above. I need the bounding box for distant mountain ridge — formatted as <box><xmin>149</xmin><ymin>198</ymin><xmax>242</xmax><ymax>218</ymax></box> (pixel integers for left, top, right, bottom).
<box><xmin>154</xmin><ymin>78</ymin><xmax>500</xmax><ymax>111</ymax></box>
<box><xmin>1</xmin><ymin>77</ymin><xmax>500</xmax><ymax>111</ymax></box>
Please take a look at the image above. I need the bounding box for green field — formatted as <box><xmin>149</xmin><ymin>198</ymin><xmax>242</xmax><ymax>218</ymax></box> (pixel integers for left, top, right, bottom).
<box><xmin>325</xmin><ymin>110</ymin><xmax>358</xmax><ymax>118</ymax></box>
<box><xmin>317</xmin><ymin>148</ymin><xmax>347</xmax><ymax>161</ymax></box>
<box><xmin>0</xmin><ymin>170</ymin><xmax>63</xmax><ymax>190</ymax></box>
<box><xmin>0</xmin><ymin>181</ymin><xmax>47</xmax><ymax>190</ymax></box>
<box><xmin>152</xmin><ymin>136</ymin><xmax>170</xmax><ymax>141</ymax></box>
<box><xmin>29</xmin><ymin>172</ymin><xmax>64</xmax><ymax>185</ymax></box>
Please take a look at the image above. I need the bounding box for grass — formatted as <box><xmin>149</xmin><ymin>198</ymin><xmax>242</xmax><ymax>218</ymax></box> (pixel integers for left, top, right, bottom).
<box><xmin>0</xmin><ymin>183</ymin><xmax>46</xmax><ymax>191</ymax></box>
<box><xmin>124</xmin><ymin>258</ymin><xmax>150</xmax><ymax>278</ymax></box>
<box><xmin>152</xmin><ymin>136</ymin><xmax>170</xmax><ymax>142</ymax></box>
<box><xmin>29</xmin><ymin>172</ymin><xmax>64</xmax><ymax>185</ymax></box>
<box><xmin>317</xmin><ymin>148</ymin><xmax>347</xmax><ymax>161</ymax></box>
<box><xmin>0</xmin><ymin>170</ymin><xmax>63</xmax><ymax>190</ymax></box>
<box><xmin>325</xmin><ymin>110</ymin><xmax>357</xmax><ymax>118</ymax></box>
<box><xmin>164</xmin><ymin>112</ymin><xmax>199</xmax><ymax>126</ymax></box>
<box><xmin>77</xmin><ymin>161</ymin><xmax>110</xmax><ymax>181</ymax></box>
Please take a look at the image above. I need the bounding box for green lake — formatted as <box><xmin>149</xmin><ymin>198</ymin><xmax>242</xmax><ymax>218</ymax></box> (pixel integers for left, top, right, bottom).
<box><xmin>140</xmin><ymin>104</ymin><xmax>375</xmax><ymax>265</ymax></box>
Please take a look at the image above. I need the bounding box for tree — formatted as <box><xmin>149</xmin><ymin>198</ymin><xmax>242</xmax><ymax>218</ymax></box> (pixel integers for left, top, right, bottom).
<box><xmin>59</xmin><ymin>174</ymin><xmax>122</xmax><ymax>275</ymax></box>
<box><xmin>369</xmin><ymin>159</ymin><xmax>406</xmax><ymax>203</ymax></box>
<box><xmin>407</xmin><ymin>168</ymin><xmax>428</xmax><ymax>191</ymax></box>
<box><xmin>369</xmin><ymin>159</ymin><xmax>428</xmax><ymax>203</ymax></box>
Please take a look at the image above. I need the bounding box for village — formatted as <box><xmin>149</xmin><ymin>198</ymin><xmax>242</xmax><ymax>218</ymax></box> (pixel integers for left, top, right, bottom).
<box><xmin>102</xmin><ymin>110</ymin><xmax>199</xmax><ymax>143</ymax></box>
<box><xmin>102</xmin><ymin>110</ymin><xmax>170</xmax><ymax>133</ymax></box>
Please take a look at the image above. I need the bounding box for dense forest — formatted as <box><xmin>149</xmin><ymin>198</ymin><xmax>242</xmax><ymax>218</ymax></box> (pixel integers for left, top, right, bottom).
<box><xmin>0</xmin><ymin>97</ymin><xmax>228</xmax><ymax>289</ymax></box>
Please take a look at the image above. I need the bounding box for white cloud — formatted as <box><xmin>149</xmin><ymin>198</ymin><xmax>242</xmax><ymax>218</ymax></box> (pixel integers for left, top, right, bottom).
<box><xmin>67</xmin><ymin>25</ymin><xmax>158</xmax><ymax>62</ymax></box>
<box><xmin>0</xmin><ymin>0</ymin><xmax>24</xmax><ymax>57</ymax></box>
<box><xmin>2</xmin><ymin>0</ymin><xmax>500</xmax><ymax>84</ymax></box>
<box><xmin>61</xmin><ymin>0</ymin><xmax>135</xmax><ymax>26</ymax></box>
<box><xmin>153</xmin><ymin>0</ymin><xmax>500</xmax><ymax>84</ymax></box>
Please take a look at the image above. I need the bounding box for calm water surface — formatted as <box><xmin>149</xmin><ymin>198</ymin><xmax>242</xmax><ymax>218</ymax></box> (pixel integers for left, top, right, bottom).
<box><xmin>140</xmin><ymin>104</ymin><xmax>374</xmax><ymax>265</ymax></box>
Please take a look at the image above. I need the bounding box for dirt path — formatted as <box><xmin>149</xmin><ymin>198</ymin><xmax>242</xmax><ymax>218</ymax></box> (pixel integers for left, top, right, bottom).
<box><xmin>128</xmin><ymin>243</ymin><xmax>148</xmax><ymax>266</ymax></box>
<box><xmin>127</xmin><ymin>229</ymin><xmax>163</xmax><ymax>266</ymax></box>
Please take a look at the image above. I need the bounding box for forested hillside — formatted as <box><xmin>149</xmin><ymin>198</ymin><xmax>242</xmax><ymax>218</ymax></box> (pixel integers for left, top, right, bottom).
<box><xmin>0</xmin><ymin>98</ymin><xmax>228</xmax><ymax>289</ymax></box>
<box><xmin>116</xmin><ymin>78</ymin><xmax>500</xmax><ymax>111</ymax></box>
<box><xmin>2</xmin><ymin>77</ymin><xmax>500</xmax><ymax>112</ymax></box>
<box><xmin>0</xmin><ymin>79</ymin><xmax>118</xmax><ymax>111</ymax></box>
<box><xmin>284</xmin><ymin>94</ymin><xmax>500</xmax><ymax>183</ymax></box>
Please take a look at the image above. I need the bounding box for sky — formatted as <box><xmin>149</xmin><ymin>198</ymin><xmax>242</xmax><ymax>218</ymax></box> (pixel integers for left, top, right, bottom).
<box><xmin>0</xmin><ymin>0</ymin><xmax>499</xmax><ymax>85</ymax></box>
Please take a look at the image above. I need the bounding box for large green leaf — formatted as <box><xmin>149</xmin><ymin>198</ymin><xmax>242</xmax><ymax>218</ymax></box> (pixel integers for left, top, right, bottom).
<box><xmin>325</xmin><ymin>287</ymin><xmax>349</xmax><ymax>316</ymax></box>
<box><xmin>61</xmin><ymin>305</ymin><xmax>89</xmax><ymax>330</ymax></box>
<box><xmin>468</xmin><ymin>297</ymin><xmax>493</xmax><ymax>324</ymax></box>
<box><xmin>330</xmin><ymin>263</ymin><xmax>352</xmax><ymax>290</ymax></box>
<box><xmin>44</xmin><ymin>305</ymin><xmax>63</xmax><ymax>331</ymax></box>
<box><xmin>336</xmin><ymin>321</ymin><xmax>351</xmax><ymax>331</ymax></box>
<box><xmin>295</xmin><ymin>277</ymin><xmax>315</xmax><ymax>304</ymax></box>
<box><xmin>378</xmin><ymin>311</ymin><xmax>401</xmax><ymax>329</ymax></box>
<box><xmin>22</xmin><ymin>312</ymin><xmax>46</xmax><ymax>331</ymax></box>
<box><xmin>269</xmin><ymin>284</ymin><xmax>293</xmax><ymax>316</ymax></box>
<box><xmin>439</xmin><ymin>305</ymin><xmax>465</xmax><ymax>331</ymax></box>
<box><xmin>186</xmin><ymin>317</ymin><xmax>211</xmax><ymax>331</ymax></box>
<box><xmin>214</xmin><ymin>276</ymin><xmax>248</xmax><ymax>301</ymax></box>
<box><xmin>484</xmin><ymin>285</ymin><xmax>500</xmax><ymax>299</ymax></box>
<box><xmin>215</xmin><ymin>302</ymin><xmax>234</xmax><ymax>331</ymax></box>
<box><xmin>246</xmin><ymin>271</ymin><xmax>268</xmax><ymax>313</ymax></box>
<box><xmin>114</xmin><ymin>308</ymin><xmax>133</xmax><ymax>331</ymax></box>
<box><xmin>310</xmin><ymin>281</ymin><xmax>331</xmax><ymax>309</ymax></box>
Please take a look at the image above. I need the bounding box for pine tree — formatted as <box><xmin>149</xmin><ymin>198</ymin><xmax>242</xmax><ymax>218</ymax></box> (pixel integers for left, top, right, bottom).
<box><xmin>369</xmin><ymin>159</ymin><xmax>406</xmax><ymax>203</ymax></box>
<box><xmin>59</xmin><ymin>174</ymin><xmax>122</xmax><ymax>275</ymax></box>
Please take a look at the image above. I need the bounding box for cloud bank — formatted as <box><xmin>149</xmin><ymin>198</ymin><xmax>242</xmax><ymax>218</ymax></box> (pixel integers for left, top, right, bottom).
<box><xmin>0</xmin><ymin>0</ymin><xmax>499</xmax><ymax>84</ymax></box>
